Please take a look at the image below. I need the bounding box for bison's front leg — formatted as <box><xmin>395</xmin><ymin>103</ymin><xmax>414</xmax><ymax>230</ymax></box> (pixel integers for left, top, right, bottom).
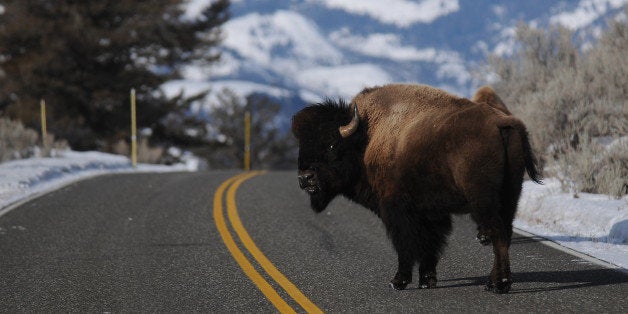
<box><xmin>381</xmin><ymin>197</ymin><xmax>415</xmax><ymax>290</ymax></box>
<box><xmin>418</xmin><ymin>257</ymin><xmax>438</xmax><ymax>289</ymax></box>
<box><xmin>389</xmin><ymin>228</ymin><xmax>414</xmax><ymax>290</ymax></box>
<box><xmin>390</xmin><ymin>255</ymin><xmax>413</xmax><ymax>290</ymax></box>
<box><xmin>417</xmin><ymin>215</ymin><xmax>451</xmax><ymax>289</ymax></box>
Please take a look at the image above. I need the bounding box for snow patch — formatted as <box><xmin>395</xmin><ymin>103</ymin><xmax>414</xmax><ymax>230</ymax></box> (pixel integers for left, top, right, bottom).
<box><xmin>161</xmin><ymin>79</ymin><xmax>293</xmax><ymax>112</ymax></box>
<box><xmin>223</xmin><ymin>10</ymin><xmax>343</xmax><ymax>72</ymax></box>
<box><xmin>329</xmin><ymin>29</ymin><xmax>440</xmax><ymax>62</ymax></box>
<box><xmin>310</xmin><ymin>0</ymin><xmax>460</xmax><ymax>27</ymax></box>
<box><xmin>0</xmin><ymin>151</ymin><xmax>196</xmax><ymax>215</ymax></box>
<box><xmin>328</xmin><ymin>29</ymin><xmax>471</xmax><ymax>85</ymax></box>
<box><xmin>551</xmin><ymin>0</ymin><xmax>628</xmax><ymax>30</ymax></box>
<box><xmin>162</xmin><ymin>79</ymin><xmax>291</xmax><ymax>99</ymax></box>
<box><xmin>515</xmin><ymin>179</ymin><xmax>628</xmax><ymax>269</ymax></box>
<box><xmin>296</xmin><ymin>64</ymin><xmax>393</xmax><ymax>99</ymax></box>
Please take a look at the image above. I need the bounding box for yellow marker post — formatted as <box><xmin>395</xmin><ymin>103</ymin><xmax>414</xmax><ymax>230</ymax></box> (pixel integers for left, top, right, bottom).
<box><xmin>244</xmin><ymin>111</ymin><xmax>251</xmax><ymax>171</ymax></box>
<box><xmin>40</xmin><ymin>99</ymin><xmax>47</xmax><ymax>146</ymax></box>
<box><xmin>130</xmin><ymin>88</ymin><xmax>137</xmax><ymax>168</ymax></box>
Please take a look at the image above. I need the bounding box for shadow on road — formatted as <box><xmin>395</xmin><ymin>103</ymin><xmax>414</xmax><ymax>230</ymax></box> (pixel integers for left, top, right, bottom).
<box><xmin>440</xmin><ymin>268</ymin><xmax>628</xmax><ymax>293</ymax></box>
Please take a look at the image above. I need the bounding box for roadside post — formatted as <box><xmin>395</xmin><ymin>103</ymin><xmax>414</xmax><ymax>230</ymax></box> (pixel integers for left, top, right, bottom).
<box><xmin>40</xmin><ymin>99</ymin><xmax>47</xmax><ymax>146</ymax></box>
<box><xmin>130</xmin><ymin>88</ymin><xmax>137</xmax><ymax>168</ymax></box>
<box><xmin>244</xmin><ymin>111</ymin><xmax>251</xmax><ymax>171</ymax></box>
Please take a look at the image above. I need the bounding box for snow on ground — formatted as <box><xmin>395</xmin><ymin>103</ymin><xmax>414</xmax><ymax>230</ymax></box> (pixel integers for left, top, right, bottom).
<box><xmin>0</xmin><ymin>150</ymin><xmax>196</xmax><ymax>216</ymax></box>
<box><xmin>0</xmin><ymin>151</ymin><xmax>626</xmax><ymax>270</ymax></box>
<box><xmin>514</xmin><ymin>179</ymin><xmax>628</xmax><ymax>269</ymax></box>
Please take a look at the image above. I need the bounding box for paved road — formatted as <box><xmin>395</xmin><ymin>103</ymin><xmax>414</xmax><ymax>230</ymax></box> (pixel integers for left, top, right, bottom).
<box><xmin>0</xmin><ymin>171</ymin><xmax>626</xmax><ymax>312</ymax></box>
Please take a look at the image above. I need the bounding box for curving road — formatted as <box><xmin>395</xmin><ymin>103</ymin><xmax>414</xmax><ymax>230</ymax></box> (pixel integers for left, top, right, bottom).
<box><xmin>0</xmin><ymin>171</ymin><xmax>626</xmax><ymax>312</ymax></box>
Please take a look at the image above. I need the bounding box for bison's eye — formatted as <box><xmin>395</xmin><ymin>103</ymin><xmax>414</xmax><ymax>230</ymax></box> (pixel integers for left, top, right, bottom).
<box><xmin>328</xmin><ymin>140</ymin><xmax>340</xmax><ymax>153</ymax></box>
<box><xmin>326</xmin><ymin>141</ymin><xmax>340</xmax><ymax>160</ymax></box>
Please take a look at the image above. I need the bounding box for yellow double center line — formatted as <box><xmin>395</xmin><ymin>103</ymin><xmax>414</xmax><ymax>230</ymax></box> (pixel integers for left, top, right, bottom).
<box><xmin>213</xmin><ymin>172</ymin><xmax>323</xmax><ymax>314</ymax></box>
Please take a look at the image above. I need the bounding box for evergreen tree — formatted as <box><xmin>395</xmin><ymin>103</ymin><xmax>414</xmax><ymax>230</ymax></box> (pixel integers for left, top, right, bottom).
<box><xmin>0</xmin><ymin>0</ymin><xmax>230</xmax><ymax>151</ymax></box>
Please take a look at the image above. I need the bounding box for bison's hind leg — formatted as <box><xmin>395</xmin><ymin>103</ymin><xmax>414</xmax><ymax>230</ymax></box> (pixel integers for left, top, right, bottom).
<box><xmin>469</xmin><ymin>197</ymin><xmax>514</xmax><ymax>294</ymax></box>
<box><xmin>476</xmin><ymin>225</ymin><xmax>493</xmax><ymax>246</ymax></box>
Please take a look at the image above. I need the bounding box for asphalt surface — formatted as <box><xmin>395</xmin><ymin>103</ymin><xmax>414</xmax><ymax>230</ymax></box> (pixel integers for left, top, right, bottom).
<box><xmin>0</xmin><ymin>171</ymin><xmax>626</xmax><ymax>312</ymax></box>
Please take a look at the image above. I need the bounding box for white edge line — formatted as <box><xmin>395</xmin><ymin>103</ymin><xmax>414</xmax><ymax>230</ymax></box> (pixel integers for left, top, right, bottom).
<box><xmin>514</xmin><ymin>227</ymin><xmax>628</xmax><ymax>275</ymax></box>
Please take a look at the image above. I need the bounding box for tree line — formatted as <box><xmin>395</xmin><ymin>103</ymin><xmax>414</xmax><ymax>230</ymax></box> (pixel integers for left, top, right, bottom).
<box><xmin>0</xmin><ymin>0</ymin><xmax>295</xmax><ymax>168</ymax></box>
<box><xmin>1</xmin><ymin>1</ymin><xmax>626</xmax><ymax>193</ymax></box>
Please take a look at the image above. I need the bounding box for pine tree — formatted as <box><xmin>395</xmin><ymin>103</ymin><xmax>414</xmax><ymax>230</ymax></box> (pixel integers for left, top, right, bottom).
<box><xmin>0</xmin><ymin>0</ymin><xmax>230</xmax><ymax>151</ymax></box>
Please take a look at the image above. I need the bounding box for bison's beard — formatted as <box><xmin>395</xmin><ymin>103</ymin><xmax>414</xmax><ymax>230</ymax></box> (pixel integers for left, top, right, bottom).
<box><xmin>310</xmin><ymin>191</ymin><xmax>334</xmax><ymax>213</ymax></box>
<box><xmin>307</xmin><ymin>168</ymin><xmax>346</xmax><ymax>213</ymax></box>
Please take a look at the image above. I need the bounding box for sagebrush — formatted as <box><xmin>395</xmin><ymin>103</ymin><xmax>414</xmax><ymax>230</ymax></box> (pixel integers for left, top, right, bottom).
<box><xmin>0</xmin><ymin>117</ymin><xmax>68</xmax><ymax>162</ymax></box>
<box><xmin>485</xmin><ymin>10</ymin><xmax>628</xmax><ymax>197</ymax></box>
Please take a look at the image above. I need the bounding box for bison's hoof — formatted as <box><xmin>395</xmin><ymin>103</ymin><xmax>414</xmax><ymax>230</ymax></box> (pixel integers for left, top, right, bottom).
<box><xmin>389</xmin><ymin>281</ymin><xmax>408</xmax><ymax>290</ymax></box>
<box><xmin>419</xmin><ymin>274</ymin><xmax>437</xmax><ymax>289</ymax></box>
<box><xmin>390</xmin><ymin>274</ymin><xmax>412</xmax><ymax>290</ymax></box>
<box><xmin>476</xmin><ymin>233</ymin><xmax>492</xmax><ymax>246</ymax></box>
<box><xmin>485</xmin><ymin>278</ymin><xmax>512</xmax><ymax>294</ymax></box>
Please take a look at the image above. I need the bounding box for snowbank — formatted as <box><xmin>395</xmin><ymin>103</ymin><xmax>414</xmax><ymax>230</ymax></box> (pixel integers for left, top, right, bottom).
<box><xmin>514</xmin><ymin>179</ymin><xmax>628</xmax><ymax>269</ymax></box>
<box><xmin>0</xmin><ymin>150</ymin><xmax>195</xmax><ymax>216</ymax></box>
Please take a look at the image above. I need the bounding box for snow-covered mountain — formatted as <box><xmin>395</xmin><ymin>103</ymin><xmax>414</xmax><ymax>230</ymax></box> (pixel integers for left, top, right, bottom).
<box><xmin>166</xmin><ymin>0</ymin><xmax>628</xmax><ymax>117</ymax></box>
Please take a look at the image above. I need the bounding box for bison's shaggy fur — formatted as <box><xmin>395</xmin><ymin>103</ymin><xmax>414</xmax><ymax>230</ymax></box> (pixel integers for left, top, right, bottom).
<box><xmin>292</xmin><ymin>84</ymin><xmax>541</xmax><ymax>293</ymax></box>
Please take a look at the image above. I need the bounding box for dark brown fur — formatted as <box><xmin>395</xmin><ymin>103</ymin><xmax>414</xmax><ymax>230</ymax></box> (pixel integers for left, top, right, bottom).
<box><xmin>292</xmin><ymin>84</ymin><xmax>541</xmax><ymax>293</ymax></box>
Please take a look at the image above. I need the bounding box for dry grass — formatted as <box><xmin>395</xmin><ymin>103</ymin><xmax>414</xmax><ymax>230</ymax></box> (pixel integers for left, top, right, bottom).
<box><xmin>112</xmin><ymin>138</ymin><xmax>164</xmax><ymax>164</ymax></box>
<box><xmin>0</xmin><ymin>117</ymin><xmax>39</xmax><ymax>162</ymax></box>
<box><xmin>0</xmin><ymin>117</ymin><xmax>70</xmax><ymax>162</ymax></box>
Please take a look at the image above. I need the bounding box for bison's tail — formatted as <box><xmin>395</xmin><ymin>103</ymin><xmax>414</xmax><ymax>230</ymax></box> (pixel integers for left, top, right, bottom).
<box><xmin>513</xmin><ymin>125</ymin><xmax>543</xmax><ymax>184</ymax></box>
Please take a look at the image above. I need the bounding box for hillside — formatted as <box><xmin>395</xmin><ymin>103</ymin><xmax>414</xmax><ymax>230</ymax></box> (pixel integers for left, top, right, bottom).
<box><xmin>164</xmin><ymin>0</ymin><xmax>628</xmax><ymax>117</ymax></box>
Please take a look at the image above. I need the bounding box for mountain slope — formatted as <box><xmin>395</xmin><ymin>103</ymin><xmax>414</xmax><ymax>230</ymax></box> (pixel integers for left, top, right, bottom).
<box><xmin>171</xmin><ymin>0</ymin><xmax>628</xmax><ymax>116</ymax></box>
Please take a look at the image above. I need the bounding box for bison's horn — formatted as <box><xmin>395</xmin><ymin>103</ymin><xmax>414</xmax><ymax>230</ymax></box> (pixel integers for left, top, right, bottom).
<box><xmin>339</xmin><ymin>104</ymin><xmax>359</xmax><ymax>138</ymax></box>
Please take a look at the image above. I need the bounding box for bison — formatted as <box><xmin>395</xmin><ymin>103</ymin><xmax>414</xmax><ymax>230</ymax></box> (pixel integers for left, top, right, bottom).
<box><xmin>291</xmin><ymin>84</ymin><xmax>542</xmax><ymax>293</ymax></box>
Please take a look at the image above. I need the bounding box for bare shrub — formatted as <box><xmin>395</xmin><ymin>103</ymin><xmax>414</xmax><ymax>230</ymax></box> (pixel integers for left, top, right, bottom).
<box><xmin>41</xmin><ymin>133</ymin><xmax>69</xmax><ymax>158</ymax></box>
<box><xmin>488</xmin><ymin>24</ymin><xmax>579</xmax><ymax>161</ymax></box>
<box><xmin>484</xmin><ymin>9</ymin><xmax>628</xmax><ymax>196</ymax></box>
<box><xmin>112</xmin><ymin>138</ymin><xmax>164</xmax><ymax>164</ymax></box>
<box><xmin>0</xmin><ymin>117</ymin><xmax>39</xmax><ymax>162</ymax></box>
<box><xmin>556</xmin><ymin>134</ymin><xmax>628</xmax><ymax>198</ymax></box>
<box><xmin>137</xmin><ymin>139</ymin><xmax>164</xmax><ymax>164</ymax></box>
<box><xmin>112</xmin><ymin>139</ymin><xmax>130</xmax><ymax>157</ymax></box>
<box><xmin>0</xmin><ymin>117</ymin><xmax>70</xmax><ymax>162</ymax></box>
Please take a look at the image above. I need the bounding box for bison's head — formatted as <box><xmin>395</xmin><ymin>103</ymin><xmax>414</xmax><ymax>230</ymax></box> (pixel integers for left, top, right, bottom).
<box><xmin>291</xmin><ymin>99</ymin><xmax>362</xmax><ymax>212</ymax></box>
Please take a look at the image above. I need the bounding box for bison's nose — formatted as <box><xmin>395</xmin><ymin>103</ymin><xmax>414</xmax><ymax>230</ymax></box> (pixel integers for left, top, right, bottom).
<box><xmin>298</xmin><ymin>171</ymin><xmax>316</xmax><ymax>189</ymax></box>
